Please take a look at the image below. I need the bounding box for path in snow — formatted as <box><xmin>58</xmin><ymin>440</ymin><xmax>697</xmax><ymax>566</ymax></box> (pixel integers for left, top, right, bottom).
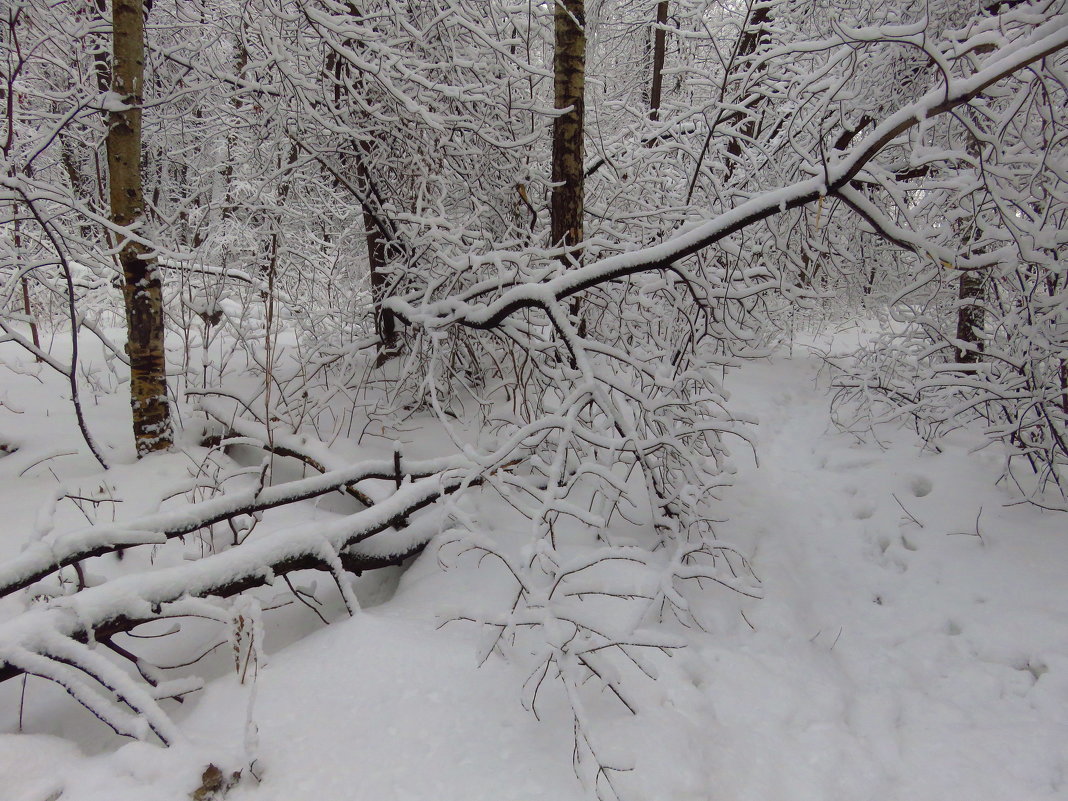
<box><xmin>695</xmin><ymin>348</ymin><xmax>1068</xmax><ymax>801</ymax></box>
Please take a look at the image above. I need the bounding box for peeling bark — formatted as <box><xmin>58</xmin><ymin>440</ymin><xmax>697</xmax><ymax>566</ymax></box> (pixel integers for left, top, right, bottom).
<box><xmin>106</xmin><ymin>0</ymin><xmax>172</xmax><ymax>455</ymax></box>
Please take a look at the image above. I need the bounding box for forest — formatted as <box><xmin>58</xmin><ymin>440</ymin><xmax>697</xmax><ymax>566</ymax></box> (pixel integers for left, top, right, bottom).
<box><xmin>1</xmin><ymin>0</ymin><xmax>1066</xmax><ymax>799</ymax></box>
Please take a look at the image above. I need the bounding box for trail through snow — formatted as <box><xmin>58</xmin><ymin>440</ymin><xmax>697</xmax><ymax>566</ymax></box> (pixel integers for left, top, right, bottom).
<box><xmin>696</xmin><ymin>347</ymin><xmax>1068</xmax><ymax>801</ymax></box>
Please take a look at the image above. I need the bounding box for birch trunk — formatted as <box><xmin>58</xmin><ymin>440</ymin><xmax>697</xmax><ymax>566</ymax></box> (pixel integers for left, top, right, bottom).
<box><xmin>107</xmin><ymin>0</ymin><xmax>172</xmax><ymax>455</ymax></box>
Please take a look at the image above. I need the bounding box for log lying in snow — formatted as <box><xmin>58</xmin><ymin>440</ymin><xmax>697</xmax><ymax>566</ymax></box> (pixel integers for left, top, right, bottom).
<box><xmin>0</xmin><ymin>391</ymin><xmax>545</xmax><ymax>745</ymax></box>
<box><xmin>0</xmin><ymin>452</ymin><xmax>467</xmax><ymax>598</ymax></box>
<box><xmin>0</xmin><ymin>468</ymin><xmax>476</xmax><ymax>742</ymax></box>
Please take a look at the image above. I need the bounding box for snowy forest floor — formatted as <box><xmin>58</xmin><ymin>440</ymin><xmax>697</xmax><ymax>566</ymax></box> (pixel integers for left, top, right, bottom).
<box><xmin>1</xmin><ymin>326</ymin><xmax>1066</xmax><ymax>801</ymax></box>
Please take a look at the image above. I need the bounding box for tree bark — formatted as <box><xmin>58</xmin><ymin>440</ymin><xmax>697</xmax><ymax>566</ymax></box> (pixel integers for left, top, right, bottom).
<box><xmin>325</xmin><ymin>46</ymin><xmax>397</xmax><ymax>352</ymax></box>
<box><xmin>649</xmin><ymin>1</ymin><xmax>668</xmax><ymax>125</ymax></box>
<box><xmin>551</xmin><ymin>0</ymin><xmax>585</xmax><ymax>258</ymax></box>
<box><xmin>955</xmin><ymin>271</ymin><xmax>985</xmax><ymax>363</ymax></box>
<box><xmin>107</xmin><ymin>0</ymin><xmax>173</xmax><ymax>455</ymax></box>
<box><xmin>723</xmin><ymin>3</ymin><xmax>772</xmax><ymax>180</ymax></box>
<box><xmin>357</xmin><ymin>147</ymin><xmax>397</xmax><ymax>350</ymax></box>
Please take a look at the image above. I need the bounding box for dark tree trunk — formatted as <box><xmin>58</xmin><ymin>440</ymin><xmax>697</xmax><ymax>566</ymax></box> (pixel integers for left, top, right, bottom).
<box><xmin>649</xmin><ymin>1</ymin><xmax>668</xmax><ymax>124</ymax></box>
<box><xmin>107</xmin><ymin>0</ymin><xmax>173</xmax><ymax>455</ymax></box>
<box><xmin>724</xmin><ymin>3</ymin><xmax>773</xmax><ymax>177</ymax></box>
<box><xmin>551</xmin><ymin>0</ymin><xmax>585</xmax><ymax>258</ymax></box>
<box><xmin>354</xmin><ymin>143</ymin><xmax>396</xmax><ymax>349</ymax></box>
<box><xmin>325</xmin><ymin>47</ymin><xmax>397</xmax><ymax>352</ymax></box>
<box><xmin>552</xmin><ymin>0</ymin><xmax>586</xmax><ymax>332</ymax></box>
<box><xmin>362</xmin><ymin>193</ymin><xmax>396</xmax><ymax>348</ymax></box>
<box><xmin>955</xmin><ymin>271</ymin><xmax>986</xmax><ymax>363</ymax></box>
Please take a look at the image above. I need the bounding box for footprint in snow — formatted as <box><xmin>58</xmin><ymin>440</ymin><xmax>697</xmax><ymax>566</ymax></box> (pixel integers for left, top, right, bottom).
<box><xmin>874</xmin><ymin>536</ymin><xmax>910</xmax><ymax>572</ymax></box>
<box><xmin>908</xmin><ymin>474</ymin><xmax>934</xmax><ymax>498</ymax></box>
<box><xmin>1013</xmin><ymin>659</ymin><xmax>1048</xmax><ymax>682</ymax></box>
<box><xmin>853</xmin><ymin>502</ymin><xmax>877</xmax><ymax>520</ymax></box>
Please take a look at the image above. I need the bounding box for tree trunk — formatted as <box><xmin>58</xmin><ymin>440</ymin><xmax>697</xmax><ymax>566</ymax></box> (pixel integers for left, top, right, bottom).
<box><xmin>325</xmin><ymin>47</ymin><xmax>397</xmax><ymax>352</ymax></box>
<box><xmin>955</xmin><ymin>271</ymin><xmax>985</xmax><ymax>363</ymax></box>
<box><xmin>353</xmin><ymin>138</ymin><xmax>396</xmax><ymax>351</ymax></box>
<box><xmin>361</xmin><ymin>180</ymin><xmax>397</xmax><ymax>348</ymax></box>
<box><xmin>551</xmin><ymin>0</ymin><xmax>585</xmax><ymax>258</ymax></box>
<box><xmin>552</xmin><ymin>0</ymin><xmax>586</xmax><ymax>332</ymax></box>
<box><xmin>685</xmin><ymin>2</ymin><xmax>773</xmax><ymax>203</ymax></box>
<box><xmin>649</xmin><ymin>1</ymin><xmax>668</xmax><ymax>125</ymax></box>
<box><xmin>724</xmin><ymin>3</ymin><xmax>772</xmax><ymax>179</ymax></box>
<box><xmin>107</xmin><ymin>0</ymin><xmax>172</xmax><ymax>455</ymax></box>
<box><xmin>13</xmin><ymin>215</ymin><xmax>41</xmax><ymax>359</ymax></box>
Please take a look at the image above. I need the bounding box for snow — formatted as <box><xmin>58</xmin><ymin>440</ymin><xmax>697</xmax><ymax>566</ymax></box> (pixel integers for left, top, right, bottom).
<box><xmin>185</xmin><ymin>614</ymin><xmax>584</xmax><ymax>801</ymax></box>
<box><xmin>2</xmin><ymin>329</ymin><xmax>1067</xmax><ymax>799</ymax></box>
<box><xmin>698</xmin><ymin>346</ymin><xmax>1068</xmax><ymax>801</ymax></box>
<box><xmin>1</xmin><ymin>733</ymin><xmax>84</xmax><ymax>801</ymax></box>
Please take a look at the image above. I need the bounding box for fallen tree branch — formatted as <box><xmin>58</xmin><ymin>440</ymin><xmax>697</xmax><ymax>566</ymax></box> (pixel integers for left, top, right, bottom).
<box><xmin>0</xmin><ymin>451</ymin><xmax>469</xmax><ymax>598</ymax></box>
<box><xmin>0</xmin><ymin>468</ymin><xmax>476</xmax><ymax>694</ymax></box>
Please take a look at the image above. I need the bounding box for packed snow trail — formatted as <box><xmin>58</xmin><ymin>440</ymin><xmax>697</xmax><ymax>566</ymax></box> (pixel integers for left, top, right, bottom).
<box><xmin>690</xmin><ymin>346</ymin><xmax>1068</xmax><ymax>801</ymax></box>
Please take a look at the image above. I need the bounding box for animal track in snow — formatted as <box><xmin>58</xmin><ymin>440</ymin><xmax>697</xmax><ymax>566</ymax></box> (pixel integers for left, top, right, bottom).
<box><xmin>908</xmin><ymin>475</ymin><xmax>934</xmax><ymax>498</ymax></box>
<box><xmin>1013</xmin><ymin>659</ymin><xmax>1048</xmax><ymax>682</ymax></box>
<box><xmin>853</xmin><ymin>503</ymin><xmax>876</xmax><ymax>520</ymax></box>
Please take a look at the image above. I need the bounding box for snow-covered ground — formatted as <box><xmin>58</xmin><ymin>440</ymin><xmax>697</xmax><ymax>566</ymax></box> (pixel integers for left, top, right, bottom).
<box><xmin>701</xmin><ymin>341</ymin><xmax>1068</xmax><ymax>801</ymax></box>
<box><xmin>1</xmin><ymin>331</ymin><xmax>1066</xmax><ymax>801</ymax></box>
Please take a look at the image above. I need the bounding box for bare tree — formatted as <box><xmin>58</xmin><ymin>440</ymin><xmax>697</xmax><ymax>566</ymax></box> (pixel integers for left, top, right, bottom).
<box><xmin>107</xmin><ymin>0</ymin><xmax>173</xmax><ymax>454</ymax></box>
